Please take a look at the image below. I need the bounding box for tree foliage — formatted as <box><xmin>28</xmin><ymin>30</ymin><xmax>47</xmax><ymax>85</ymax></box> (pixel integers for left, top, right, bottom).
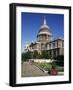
<box><xmin>33</xmin><ymin>50</ymin><xmax>39</xmax><ymax>59</ymax></box>
<box><xmin>22</xmin><ymin>50</ymin><xmax>61</xmax><ymax>62</ymax></box>
<box><xmin>40</xmin><ymin>50</ymin><xmax>51</xmax><ymax>59</ymax></box>
<box><xmin>22</xmin><ymin>51</ymin><xmax>32</xmax><ymax>62</ymax></box>
<box><xmin>54</xmin><ymin>55</ymin><xmax>64</xmax><ymax>66</ymax></box>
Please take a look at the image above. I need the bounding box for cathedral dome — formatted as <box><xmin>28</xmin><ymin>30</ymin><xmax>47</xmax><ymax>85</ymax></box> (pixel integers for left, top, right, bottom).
<box><xmin>40</xmin><ymin>17</ymin><xmax>49</xmax><ymax>30</ymax></box>
<box><xmin>40</xmin><ymin>24</ymin><xmax>49</xmax><ymax>30</ymax></box>
<box><xmin>37</xmin><ymin>17</ymin><xmax>52</xmax><ymax>36</ymax></box>
<box><xmin>37</xmin><ymin>17</ymin><xmax>52</xmax><ymax>42</ymax></box>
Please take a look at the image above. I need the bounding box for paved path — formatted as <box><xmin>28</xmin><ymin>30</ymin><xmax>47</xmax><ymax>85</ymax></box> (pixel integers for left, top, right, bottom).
<box><xmin>21</xmin><ymin>62</ymin><xmax>48</xmax><ymax>77</ymax></box>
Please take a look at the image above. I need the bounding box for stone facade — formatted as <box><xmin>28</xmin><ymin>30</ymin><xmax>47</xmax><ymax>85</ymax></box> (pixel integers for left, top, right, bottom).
<box><xmin>46</xmin><ymin>39</ymin><xmax>64</xmax><ymax>57</ymax></box>
<box><xmin>24</xmin><ymin>17</ymin><xmax>64</xmax><ymax>58</ymax></box>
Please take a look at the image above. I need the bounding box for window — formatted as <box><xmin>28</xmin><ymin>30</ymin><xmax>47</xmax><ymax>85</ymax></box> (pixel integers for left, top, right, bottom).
<box><xmin>53</xmin><ymin>42</ymin><xmax>55</xmax><ymax>48</ymax></box>
<box><xmin>49</xmin><ymin>43</ymin><xmax>51</xmax><ymax>49</ymax></box>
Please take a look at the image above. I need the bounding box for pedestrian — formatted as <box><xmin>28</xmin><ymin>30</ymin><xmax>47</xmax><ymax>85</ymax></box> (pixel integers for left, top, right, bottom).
<box><xmin>50</xmin><ymin>65</ymin><xmax>58</xmax><ymax>75</ymax></box>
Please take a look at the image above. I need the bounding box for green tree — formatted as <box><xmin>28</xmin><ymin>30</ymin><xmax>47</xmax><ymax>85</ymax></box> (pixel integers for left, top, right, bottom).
<box><xmin>33</xmin><ymin>50</ymin><xmax>39</xmax><ymax>59</ymax></box>
<box><xmin>41</xmin><ymin>50</ymin><xmax>50</xmax><ymax>59</ymax></box>
<box><xmin>55</xmin><ymin>55</ymin><xmax>64</xmax><ymax>66</ymax></box>
<box><xmin>22</xmin><ymin>51</ymin><xmax>32</xmax><ymax>62</ymax></box>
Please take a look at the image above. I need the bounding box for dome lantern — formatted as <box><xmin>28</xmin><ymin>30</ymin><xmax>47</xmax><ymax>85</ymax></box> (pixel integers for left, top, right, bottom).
<box><xmin>37</xmin><ymin>17</ymin><xmax>52</xmax><ymax>42</ymax></box>
<box><xmin>44</xmin><ymin>16</ymin><xmax>47</xmax><ymax>25</ymax></box>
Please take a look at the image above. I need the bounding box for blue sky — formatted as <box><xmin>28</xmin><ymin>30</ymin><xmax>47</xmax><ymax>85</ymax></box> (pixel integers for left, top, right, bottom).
<box><xmin>21</xmin><ymin>12</ymin><xmax>64</xmax><ymax>52</ymax></box>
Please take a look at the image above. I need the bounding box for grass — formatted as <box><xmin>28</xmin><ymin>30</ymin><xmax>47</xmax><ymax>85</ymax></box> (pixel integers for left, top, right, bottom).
<box><xmin>34</xmin><ymin>62</ymin><xmax>52</xmax><ymax>71</ymax></box>
<box><xmin>34</xmin><ymin>62</ymin><xmax>64</xmax><ymax>72</ymax></box>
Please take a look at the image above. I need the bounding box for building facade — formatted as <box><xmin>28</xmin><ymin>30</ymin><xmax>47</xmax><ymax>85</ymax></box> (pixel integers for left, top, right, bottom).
<box><xmin>46</xmin><ymin>39</ymin><xmax>64</xmax><ymax>58</ymax></box>
<box><xmin>24</xmin><ymin>17</ymin><xmax>64</xmax><ymax>58</ymax></box>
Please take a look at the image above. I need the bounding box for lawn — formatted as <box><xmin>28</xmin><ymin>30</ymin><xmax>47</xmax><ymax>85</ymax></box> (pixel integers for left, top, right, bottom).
<box><xmin>34</xmin><ymin>62</ymin><xmax>64</xmax><ymax>72</ymax></box>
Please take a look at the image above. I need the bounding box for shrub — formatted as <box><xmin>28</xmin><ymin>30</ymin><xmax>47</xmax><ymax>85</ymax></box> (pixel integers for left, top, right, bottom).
<box><xmin>22</xmin><ymin>51</ymin><xmax>32</xmax><ymax>62</ymax></box>
<box><xmin>55</xmin><ymin>55</ymin><xmax>64</xmax><ymax>66</ymax></box>
<box><xmin>40</xmin><ymin>50</ymin><xmax>51</xmax><ymax>59</ymax></box>
<box><xmin>33</xmin><ymin>50</ymin><xmax>39</xmax><ymax>59</ymax></box>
